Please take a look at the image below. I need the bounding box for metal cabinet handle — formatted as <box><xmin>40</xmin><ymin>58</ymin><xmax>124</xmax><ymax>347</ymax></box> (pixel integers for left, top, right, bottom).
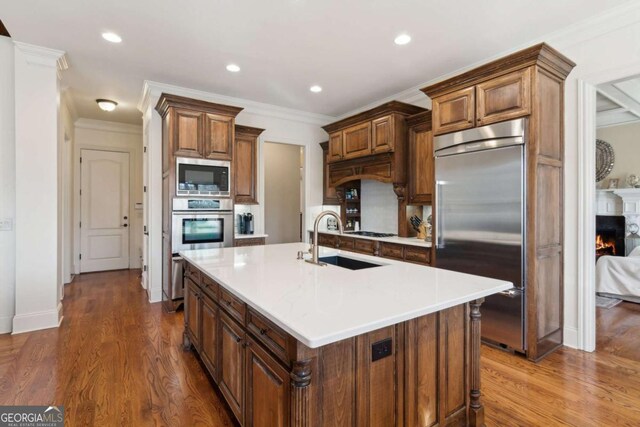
<box><xmin>235</xmin><ymin>336</ymin><xmax>242</xmax><ymax>343</ymax></box>
<box><xmin>122</xmin><ymin>224</ymin><xmax>128</xmax><ymax>227</ymax></box>
<box><xmin>498</xmin><ymin>289</ymin><xmax>519</xmax><ymax>298</ymax></box>
<box><xmin>259</xmin><ymin>328</ymin><xmax>268</xmax><ymax>335</ymax></box>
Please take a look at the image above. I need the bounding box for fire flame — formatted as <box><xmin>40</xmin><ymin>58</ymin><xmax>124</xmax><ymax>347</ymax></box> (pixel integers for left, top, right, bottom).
<box><xmin>596</xmin><ymin>234</ymin><xmax>616</xmax><ymax>256</ymax></box>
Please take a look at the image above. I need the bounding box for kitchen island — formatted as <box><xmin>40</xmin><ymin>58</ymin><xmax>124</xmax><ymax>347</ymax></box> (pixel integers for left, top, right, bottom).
<box><xmin>180</xmin><ymin>243</ymin><xmax>511</xmax><ymax>427</ymax></box>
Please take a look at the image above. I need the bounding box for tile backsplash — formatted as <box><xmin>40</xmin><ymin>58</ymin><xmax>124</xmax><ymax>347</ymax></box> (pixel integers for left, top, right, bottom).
<box><xmin>360</xmin><ymin>180</ymin><xmax>398</xmax><ymax>233</ymax></box>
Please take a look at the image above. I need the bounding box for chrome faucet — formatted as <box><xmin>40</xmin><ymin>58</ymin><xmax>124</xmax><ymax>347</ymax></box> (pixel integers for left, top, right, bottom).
<box><xmin>306</xmin><ymin>210</ymin><xmax>344</xmax><ymax>266</ymax></box>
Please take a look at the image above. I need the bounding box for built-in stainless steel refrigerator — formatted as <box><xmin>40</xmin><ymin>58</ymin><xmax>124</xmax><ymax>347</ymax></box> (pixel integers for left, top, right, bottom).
<box><xmin>434</xmin><ymin>118</ymin><xmax>526</xmax><ymax>352</ymax></box>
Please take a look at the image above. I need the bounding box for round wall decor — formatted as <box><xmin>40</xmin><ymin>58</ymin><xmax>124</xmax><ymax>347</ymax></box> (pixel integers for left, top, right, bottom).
<box><xmin>595</xmin><ymin>139</ymin><xmax>615</xmax><ymax>182</ymax></box>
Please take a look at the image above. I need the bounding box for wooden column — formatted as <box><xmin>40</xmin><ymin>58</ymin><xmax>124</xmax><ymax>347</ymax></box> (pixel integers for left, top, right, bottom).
<box><xmin>469</xmin><ymin>298</ymin><xmax>485</xmax><ymax>427</ymax></box>
<box><xmin>291</xmin><ymin>359</ymin><xmax>312</xmax><ymax>427</ymax></box>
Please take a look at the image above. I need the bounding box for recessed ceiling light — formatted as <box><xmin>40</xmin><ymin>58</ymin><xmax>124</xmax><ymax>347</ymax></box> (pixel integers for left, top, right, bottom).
<box><xmin>96</xmin><ymin>99</ymin><xmax>118</xmax><ymax>112</ymax></box>
<box><xmin>394</xmin><ymin>33</ymin><xmax>411</xmax><ymax>45</ymax></box>
<box><xmin>310</xmin><ymin>85</ymin><xmax>322</xmax><ymax>93</ymax></box>
<box><xmin>226</xmin><ymin>64</ymin><xmax>241</xmax><ymax>72</ymax></box>
<box><xmin>102</xmin><ymin>32</ymin><xmax>122</xmax><ymax>43</ymax></box>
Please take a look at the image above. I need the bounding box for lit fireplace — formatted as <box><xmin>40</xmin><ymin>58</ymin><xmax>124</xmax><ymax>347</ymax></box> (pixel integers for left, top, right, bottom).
<box><xmin>595</xmin><ymin>215</ymin><xmax>625</xmax><ymax>261</ymax></box>
<box><xmin>596</xmin><ymin>233</ymin><xmax>617</xmax><ymax>257</ymax></box>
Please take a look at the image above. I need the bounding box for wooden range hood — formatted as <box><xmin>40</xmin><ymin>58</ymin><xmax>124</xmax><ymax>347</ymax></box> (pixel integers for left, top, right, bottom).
<box><xmin>322</xmin><ymin>101</ymin><xmax>427</xmax><ymax>201</ymax></box>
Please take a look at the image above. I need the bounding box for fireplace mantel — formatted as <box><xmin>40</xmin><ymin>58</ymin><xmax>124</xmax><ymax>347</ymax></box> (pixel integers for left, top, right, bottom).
<box><xmin>596</xmin><ymin>188</ymin><xmax>640</xmax><ymax>234</ymax></box>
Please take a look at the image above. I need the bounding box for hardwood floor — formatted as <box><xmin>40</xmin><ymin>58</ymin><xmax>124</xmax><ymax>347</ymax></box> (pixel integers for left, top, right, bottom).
<box><xmin>1</xmin><ymin>270</ymin><xmax>639</xmax><ymax>426</ymax></box>
<box><xmin>0</xmin><ymin>270</ymin><xmax>237</xmax><ymax>427</ymax></box>
<box><xmin>483</xmin><ymin>302</ymin><xmax>640</xmax><ymax>426</ymax></box>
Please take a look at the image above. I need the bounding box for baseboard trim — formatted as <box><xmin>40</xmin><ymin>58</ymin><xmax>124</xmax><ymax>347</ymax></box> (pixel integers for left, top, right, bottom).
<box><xmin>563</xmin><ymin>326</ymin><xmax>579</xmax><ymax>350</ymax></box>
<box><xmin>12</xmin><ymin>303</ymin><xmax>63</xmax><ymax>334</ymax></box>
<box><xmin>0</xmin><ymin>314</ymin><xmax>13</xmax><ymax>334</ymax></box>
<box><xmin>148</xmin><ymin>287</ymin><xmax>162</xmax><ymax>304</ymax></box>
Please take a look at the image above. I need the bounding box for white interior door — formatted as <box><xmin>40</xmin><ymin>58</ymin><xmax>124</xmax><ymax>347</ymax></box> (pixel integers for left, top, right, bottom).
<box><xmin>80</xmin><ymin>149</ymin><xmax>130</xmax><ymax>272</ymax></box>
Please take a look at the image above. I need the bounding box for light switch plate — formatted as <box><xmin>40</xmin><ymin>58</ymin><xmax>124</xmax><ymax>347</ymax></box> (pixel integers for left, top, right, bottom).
<box><xmin>0</xmin><ymin>218</ymin><xmax>13</xmax><ymax>231</ymax></box>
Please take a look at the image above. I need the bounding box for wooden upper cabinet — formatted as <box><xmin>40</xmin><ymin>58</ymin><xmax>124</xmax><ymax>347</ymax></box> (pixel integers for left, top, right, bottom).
<box><xmin>203</xmin><ymin>113</ymin><xmax>234</xmax><ymax>160</ymax></box>
<box><xmin>234</xmin><ymin>125</ymin><xmax>264</xmax><ymax>205</ymax></box>
<box><xmin>173</xmin><ymin>108</ymin><xmax>203</xmax><ymax>157</ymax></box>
<box><xmin>476</xmin><ymin>68</ymin><xmax>531</xmax><ymax>126</ymax></box>
<box><xmin>342</xmin><ymin>122</ymin><xmax>372</xmax><ymax>160</ymax></box>
<box><xmin>431</xmin><ymin>87</ymin><xmax>475</xmax><ymax>136</ymax></box>
<box><xmin>319</xmin><ymin>142</ymin><xmax>340</xmax><ymax>205</ymax></box>
<box><xmin>245</xmin><ymin>336</ymin><xmax>290</xmax><ymax>427</ymax></box>
<box><xmin>371</xmin><ymin>115</ymin><xmax>394</xmax><ymax>154</ymax></box>
<box><xmin>407</xmin><ymin>112</ymin><xmax>434</xmax><ymax>205</ymax></box>
<box><xmin>328</xmin><ymin>131</ymin><xmax>343</xmax><ymax>162</ymax></box>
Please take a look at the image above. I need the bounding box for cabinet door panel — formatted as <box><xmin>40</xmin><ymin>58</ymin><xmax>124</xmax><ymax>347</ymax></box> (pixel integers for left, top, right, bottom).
<box><xmin>408</xmin><ymin>128</ymin><xmax>433</xmax><ymax>204</ymax></box>
<box><xmin>185</xmin><ymin>279</ymin><xmax>201</xmax><ymax>349</ymax></box>
<box><xmin>234</xmin><ymin>134</ymin><xmax>257</xmax><ymax>204</ymax></box>
<box><xmin>371</xmin><ymin>115</ymin><xmax>394</xmax><ymax>154</ymax></box>
<box><xmin>173</xmin><ymin>109</ymin><xmax>202</xmax><ymax>157</ymax></box>
<box><xmin>245</xmin><ymin>337</ymin><xmax>290</xmax><ymax>427</ymax></box>
<box><xmin>219</xmin><ymin>312</ymin><xmax>245</xmax><ymax>424</ymax></box>
<box><xmin>204</xmin><ymin>113</ymin><xmax>234</xmax><ymax>160</ymax></box>
<box><xmin>477</xmin><ymin>68</ymin><xmax>531</xmax><ymax>126</ymax></box>
<box><xmin>432</xmin><ymin>87</ymin><xmax>475</xmax><ymax>136</ymax></box>
<box><xmin>342</xmin><ymin>122</ymin><xmax>372</xmax><ymax>160</ymax></box>
<box><xmin>328</xmin><ymin>132</ymin><xmax>343</xmax><ymax>163</ymax></box>
<box><xmin>201</xmin><ymin>295</ymin><xmax>219</xmax><ymax>379</ymax></box>
<box><xmin>320</xmin><ymin>142</ymin><xmax>340</xmax><ymax>205</ymax></box>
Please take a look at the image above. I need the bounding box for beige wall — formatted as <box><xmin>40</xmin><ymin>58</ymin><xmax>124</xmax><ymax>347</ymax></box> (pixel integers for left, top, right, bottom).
<box><xmin>596</xmin><ymin>122</ymin><xmax>640</xmax><ymax>187</ymax></box>
<box><xmin>264</xmin><ymin>142</ymin><xmax>302</xmax><ymax>244</ymax></box>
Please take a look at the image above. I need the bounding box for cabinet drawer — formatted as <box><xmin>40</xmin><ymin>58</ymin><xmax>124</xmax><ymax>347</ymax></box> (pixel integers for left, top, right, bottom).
<box><xmin>337</xmin><ymin>236</ymin><xmax>355</xmax><ymax>251</ymax></box>
<box><xmin>380</xmin><ymin>242</ymin><xmax>404</xmax><ymax>260</ymax></box>
<box><xmin>219</xmin><ymin>287</ymin><xmax>246</xmax><ymax>325</ymax></box>
<box><xmin>353</xmin><ymin>238</ymin><xmax>376</xmax><ymax>255</ymax></box>
<box><xmin>404</xmin><ymin>246</ymin><xmax>431</xmax><ymax>265</ymax></box>
<box><xmin>247</xmin><ymin>307</ymin><xmax>290</xmax><ymax>366</ymax></box>
<box><xmin>317</xmin><ymin>233</ymin><xmax>338</xmax><ymax>248</ymax></box>
<box><xmin>201</xmin><ymin>274</ymin><xmax>219</xmax><ymax>301</ymax></box>
<box><xmin>185</xmin><ymin>262</ymin><xmax>200</xmax><ymax>284</ymax></box>
<box><xmin>234</xmin><ymin>237</ymin><xmax>265</xmax><ymax>247</ymax></box>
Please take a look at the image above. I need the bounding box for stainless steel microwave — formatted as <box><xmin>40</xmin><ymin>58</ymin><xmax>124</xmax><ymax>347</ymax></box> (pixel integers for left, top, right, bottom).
<box><xmin>176</xmin><ymin>157</ymin><xmax>231</xmax><ymax>198</ymax></box>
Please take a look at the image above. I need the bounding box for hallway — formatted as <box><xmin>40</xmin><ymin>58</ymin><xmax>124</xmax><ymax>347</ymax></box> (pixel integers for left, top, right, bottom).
<box><xmin>0</xmin><ymin>270</ymin><xmax>639</xmax><ymax>426</ymax></box>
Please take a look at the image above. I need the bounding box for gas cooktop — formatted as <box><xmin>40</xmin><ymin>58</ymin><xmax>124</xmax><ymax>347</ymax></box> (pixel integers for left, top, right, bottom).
<box><xmin>345</xmin><ymin>231</ymin><xmax>397</xmax><ymax>238</ymax></box>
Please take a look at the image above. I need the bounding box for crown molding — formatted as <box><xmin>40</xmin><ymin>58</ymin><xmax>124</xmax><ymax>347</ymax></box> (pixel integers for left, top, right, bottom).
<box><xmin>74</xmin><ymin>118</ymin><xmax>142</xmax><ymax>135</ymax></box>
<box><xmin>14</xmin><ymin>41</ymin><xmax>66</xmax><ymax>70</ymax></box>
<box><xmin>138</xmin><ymin>80</ymin><xmax>336</xmax><ymax>126</ymax></box>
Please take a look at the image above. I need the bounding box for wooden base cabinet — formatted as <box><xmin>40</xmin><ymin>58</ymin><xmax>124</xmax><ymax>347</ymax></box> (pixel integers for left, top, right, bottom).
<box><xmin>245</xmin><ymin>337</ymin><xmax>290</xmax><ymax>427</ymax></box>
<box><xmin>184</xmin><ymin>261</ymin><xmax>484</xmax><ymax>427</ymax></box>
<box><xmin>220</xmin><ymin>311</ymin><xmax>245</xmax><ymax>424</ymax></box>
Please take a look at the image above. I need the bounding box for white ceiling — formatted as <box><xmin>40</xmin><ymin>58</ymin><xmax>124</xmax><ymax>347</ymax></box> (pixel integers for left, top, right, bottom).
<box><xmin>597</xmin><ymin>76</ymin><xmax>640</xmax><ymax>128</ymax></box>
<box><xmin>1</xmin><ymin>0</ymin><xmax>629</xmax><ymax>124</ymax></box>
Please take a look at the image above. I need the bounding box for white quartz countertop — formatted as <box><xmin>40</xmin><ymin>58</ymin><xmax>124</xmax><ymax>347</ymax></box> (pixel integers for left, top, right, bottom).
<box><xmin>180</xmin><ymin>243</ymin><xmax>511</xmax><ymax>348</ymax></box>
<box><xmin>310</xmin><ymin>229</ymin><xmax>432</xmax><ymax>248</ymax></box>
<box><xmin>235</xmin><ymin>233</ymin><xmax>268</xmax><ymax>239</ymax></box>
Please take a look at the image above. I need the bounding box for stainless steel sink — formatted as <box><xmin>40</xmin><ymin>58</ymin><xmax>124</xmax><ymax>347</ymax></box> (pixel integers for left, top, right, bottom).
<box><xmin>318</xmin><ymin>256</ymin><xmax>382</xmax><ymax>270</ymax></box>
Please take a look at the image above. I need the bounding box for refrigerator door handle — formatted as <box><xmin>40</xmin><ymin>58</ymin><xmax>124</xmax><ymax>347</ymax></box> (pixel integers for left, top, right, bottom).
<box><xmin>435</xmin><ymin>181</ymin><xmax>443</xmax><ymax>249</ymax></box>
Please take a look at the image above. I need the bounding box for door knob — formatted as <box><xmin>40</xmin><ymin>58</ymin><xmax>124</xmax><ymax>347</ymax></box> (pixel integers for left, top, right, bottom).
<box><xmin>123</xmin><ymin>224</ymin><xmax>128</xmax><ymax>227</ymax></box>
<box><xmin>124</xmin><ymin>216</ymin><xmax>128</xmax><ymax>220</ymax></box>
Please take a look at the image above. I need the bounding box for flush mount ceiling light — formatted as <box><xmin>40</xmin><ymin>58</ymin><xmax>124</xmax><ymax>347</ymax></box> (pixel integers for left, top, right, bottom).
<box><xmin>96</xmin><ymin>99</ymin><xmax>118</xmax><ymax>112</ymax></box>
<box><xmin>394</xmin><ymin>33</ymin><xmax>412</xmax><ymax>45</ymax></box>
<box><xmin>102</xmin><ymin>32</ymin><xmax>122</xmax><ymax>43</ymax></box>
<box><xmin>310</xmin><ymin>85</ymin><xmax>322</xmax><ymax>93</ymax></box>
<box><xmin>226</xmin><ymin>64</ymin><xmax>241</xmax><ymax>72</ymax></box>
